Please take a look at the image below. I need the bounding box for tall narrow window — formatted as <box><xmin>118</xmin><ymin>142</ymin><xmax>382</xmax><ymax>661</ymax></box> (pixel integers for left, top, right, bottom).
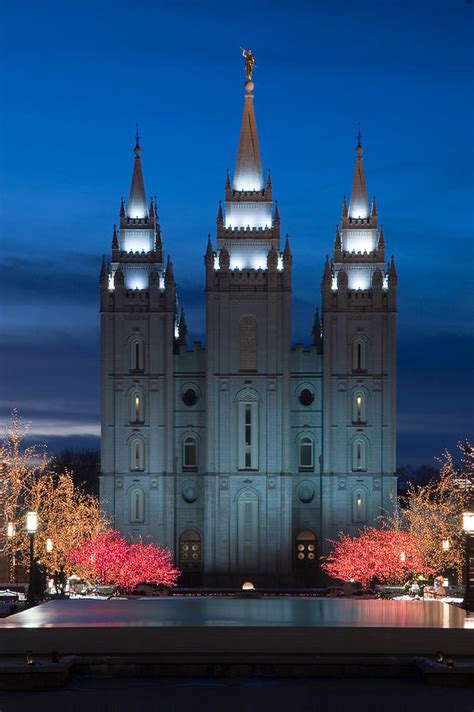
<box><xmin>131</xmin><ymin>392</ymin><xmax>144</xmax><ymax>423</ymax></box>
<box><xmin>239</xmin><ymin>316</ymin><xmax>257</xmax><ymax>371</ymax></box>
<box><xmin>299</xmin><ymin>437</ymin><xmax>313</xmax><ymax>471</ymax></box>
<box><xmin>244</xmin><ymin>405</ymin><xmax>252</xmax><ymax>467</ymax></box>
<box><xmin>130</xmin><ymin>338</ymin><xmax>144</xmax><ymax>371</ymax></box>
<box><xmin>238</xmin><ymin>400</ymin><xmax>258</xmax><ymax>470</ymax></box>
<box><xmin>352</xmin><ymin>339</ymin><xmax>367</xmax><ymax>372</ymax></box>
<box><xmin>353</xmin><ymin>491</ymin><xmax>366</xmax><ymax>523</ymax></box>
<box><xmin>183</xmin><ymin>437</ymin><xmax>198</xmax><ymax>471</ymax></box>
<box><xmin>130</xmin><ymin>439</ymin><xmax>144</xmax><ymax>471</ymax></box>
<box><xmin>353</xmin><ymin>392</ymin><xmax>366</xmax><ymax>423</ymax></box>
<box><xmin>130</xmin><ymin>488</ymin><xmax>145</xmax><ymax>523</ymax></box>
<box><xmin>352</xmin><ymin>439</ymin><xmax>367</xmax><ymax>471</ymax></box>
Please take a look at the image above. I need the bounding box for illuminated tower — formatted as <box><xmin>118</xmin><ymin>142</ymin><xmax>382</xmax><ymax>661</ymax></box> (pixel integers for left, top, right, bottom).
<box><xmin>99</xmin><ymin>127</ymin><xmax>179</xmax><ymax>547</ymax></box>
<box><xmin>203</xmin><ymin>72</ymin><xmax>295</xmax><ymax>586</ymax></box>
<box><xmin>320</xmin><ymin>129</ymin><xmax>398</xmax><ymax>550</ymax></box>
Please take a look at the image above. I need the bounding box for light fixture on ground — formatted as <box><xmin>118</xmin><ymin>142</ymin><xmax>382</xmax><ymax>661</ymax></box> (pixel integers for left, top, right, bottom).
<box><xmin>26</xmin><ymin>511</ymin><xmax>38</xmax><ymax>607</ymax></box>
<box><xmin>462</xmin><ymin>510</ymin><xmax>474</xmax><ymax>612</ymax></box>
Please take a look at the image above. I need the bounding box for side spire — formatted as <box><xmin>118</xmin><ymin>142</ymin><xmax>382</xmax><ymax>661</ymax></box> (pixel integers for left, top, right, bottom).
<box><xmin>127</xmin><ymin>123</ymin><xmax>148</xmax><ymax>219</ymax></box>
<box><xmin>348</xmin><ymin>125</ymin><xmax>369</xmax><ymax>220</ymax></box>
<box><xmin>233</xmin><ymin>51</ymin><xmax>263</xmax><ymax>192</ymax></box>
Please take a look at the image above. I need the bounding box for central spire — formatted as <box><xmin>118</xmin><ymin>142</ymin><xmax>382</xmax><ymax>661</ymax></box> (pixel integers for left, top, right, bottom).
<box><xmin>127</xmin><ymin>123</ymin><xmax>148</xmax><ymax>219</ymax></box>
<box><xmin>233</xmin><ymin>50</ymin><xmax>264</xmax><ymax>192</ymax></box>
<box><xmin>348</xmin><ymin>125</ymin><xmax>369</xmax><ymax>220</ymax></box>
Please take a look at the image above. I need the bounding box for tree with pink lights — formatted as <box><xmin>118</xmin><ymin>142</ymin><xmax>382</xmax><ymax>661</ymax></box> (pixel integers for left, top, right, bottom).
<box><xmin>67</xmin><ymin>530</ymin><xmax>180</xmax><ymax>592</ymax></box>
<box><xmin>322</xmin><ymin>527</ymin><xmax>433</xmax><ymax>588</ymax></box>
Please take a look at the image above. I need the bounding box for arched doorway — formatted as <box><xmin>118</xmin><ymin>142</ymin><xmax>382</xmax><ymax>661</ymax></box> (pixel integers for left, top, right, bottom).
<box><xmin>294</xmin><ymin>530</ymin><xmax>318</xmax><ymax>586</ymax></box>
<box><xmin>179</xmin><ymin>530</ymin><xmax>202</xmax><ymax>588</ymax></box>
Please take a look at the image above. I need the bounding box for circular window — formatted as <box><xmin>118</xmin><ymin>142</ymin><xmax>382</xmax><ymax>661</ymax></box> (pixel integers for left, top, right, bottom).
<box><xmin>299</xmin><ymin>388</ymin><xmax>314</xmax><ymax>406</ymax></box>
<box><xmin>182</xmin><ymin>388</ymin><xmax>198</xmax><ymax>406</ymax></box>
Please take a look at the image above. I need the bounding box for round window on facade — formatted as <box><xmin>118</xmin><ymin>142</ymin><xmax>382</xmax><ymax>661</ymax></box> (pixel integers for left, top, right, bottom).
<box><xmin>182</xmin><ymin>388</ymin><xmax>198</xmax><ymax>406</ymax></box>
<box><xmin>299</xmin><ymin>388</ymin><xmax>314</xmax><ymax>406</ymax></box>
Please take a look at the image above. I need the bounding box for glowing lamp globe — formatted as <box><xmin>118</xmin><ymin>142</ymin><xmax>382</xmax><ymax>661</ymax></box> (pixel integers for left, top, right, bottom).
<box><xmin>242</xmin><ymin>581</ymin><xmax>255</xmax><ymax>591</ymax></box>
<box><xmin>46</xmin><ymin>538</ymin><xmax>53</xmax><ymax>554</ymax></box>
<box><xmin>26</xmin><ymin>511</ymin><xmax>38</xmax><ymax>534</ymax></box>
<box><xmin>7</xmin><ymin>522</ymin><xmax>14</xmax><ymax>538</ymax></box>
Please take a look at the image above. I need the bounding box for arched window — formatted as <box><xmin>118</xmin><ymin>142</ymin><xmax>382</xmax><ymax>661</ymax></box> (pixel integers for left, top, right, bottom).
<box><xmin>179</xmin><ymin>530</ymin><xmax>201</xmax><ymax>571</ymax></box>
<box><xmin>131</xmin><ymin>391</ymin><xmax>144</xmax><ymax>423</ymax></box>
<box><xmin>239</xmin><ymin>316</ymin><xmax>257</xmax><ymax>371</ymax></box>
<box><xmin>130</xmin><ymin>338</ymin><xmax>144</xmax><ymax>372</ymax></box>
<box><xmin>353</xmin><ymin>391</ymin><xmax>366</xmax><ymax>423</ymax></box>
<box><xmin>299</xmin><ymin>437</ymin><xmax>314</xmax><ymax>471</ymax></box>
<box><xmin>130</xmin><ymin>439</ymin><xmax>144</xmax><ymax>471</ymax></box>
<box><xmin>295</xmin><ymin>530</ymin><xmax>317</xmax><ymax>566</ymax></box>
<box><xmin>183</xmin><ymin>436</ymin><xmax>198</xmax><ymax>471</ymax></box>
<box><xmin>352</xmin><ymin>339</ymin><xmax>367</xmax><ymax>372</ymax></box>
<box><xmin>238</xmin><ymin>401</ymin><xmax>258</xmax><ymax>470</ymax></box>
<box><xmin>130</xmin><ymin>488</ymin><xmax>145</xmax><ymax>523</ymax></box>
<box><xmin>353</xmin><ymin>491</ymin><xmax>366</xmax><ymax>523</ymax></box>
<box><xmin>352</xmin><ymin>439</ymin><xmax>367</xmax><ymax>472</ymax></box>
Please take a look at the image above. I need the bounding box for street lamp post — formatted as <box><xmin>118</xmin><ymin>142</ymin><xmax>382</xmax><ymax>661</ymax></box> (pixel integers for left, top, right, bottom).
<box><xmin>7</xmin><ymin>523</ymin><xmax>14</xmax><ymax>583</ymax></box>
<box><xmin>462</xmin><ymin>510</ymin><xmax>474</xmax><ymax>613</ymax></box>
<box><xmin>26</xmin><ymin>512</ymin><xmax>38</xmax><ymax>607</ymax></box>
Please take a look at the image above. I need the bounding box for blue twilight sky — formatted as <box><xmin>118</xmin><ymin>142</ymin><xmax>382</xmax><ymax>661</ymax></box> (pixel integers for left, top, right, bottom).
<box><xmin>0</xmin><ymin>0</ymin><xmax>473</xmax><ymax>465</ymax></box>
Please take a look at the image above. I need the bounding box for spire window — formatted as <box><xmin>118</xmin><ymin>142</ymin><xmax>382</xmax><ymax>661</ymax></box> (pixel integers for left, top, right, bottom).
<box><xmin>353</xmin><ymin>392</ymin><xmax>366</xmax><ymax>424</ymax></box>
<box><xmin>352</xmin><ymin>439</ymin><xmax>367</xmax><ymax>472</ymax></box>
<box><xmin>131</xmin><ymin>392</ymin><xmax>144</xmax><ymax>424</ymax></box>
<box><xmin>238</xmin><ymin>400</ymin><xmax>258</xmax><ymax>470</ymax></box>
<box><xmin>299</xmin><ymin>437</ymin><xmax>314</xmax><ymax>471</ymax></box>
<box><xmin>183</xmin><ymin>437</ymin><xmax>198</xmax><ymax>471</ymax></box>
<box><xmin>130</xmin><ymin>488</ymin><xmax>145</xmax><ymax>523</ymax></box>
<box><xmin>353</xmin><ymin>491</ymin><xmax>367</xmax><ymax>523</ymax></box>
<box><xmin>352</xmin><ymin>339</ymin><xmax>367</xmax><ymax>372</ymax></box>
<box><xmin>130</xmin><ymin>439</ymin><xmax>144</xmax><ymax>471</ymax></box>
<box><xmin>130</xmin><ymin>337</ymin><xmax>144</xmax><ymax>372</ymax></box>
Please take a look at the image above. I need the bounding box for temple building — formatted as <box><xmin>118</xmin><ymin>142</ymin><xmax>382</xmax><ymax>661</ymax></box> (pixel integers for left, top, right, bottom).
<box><xmin>99</xmin><ymin>65</ymin><xmax>398</xmax><ymax>587</ymax></box>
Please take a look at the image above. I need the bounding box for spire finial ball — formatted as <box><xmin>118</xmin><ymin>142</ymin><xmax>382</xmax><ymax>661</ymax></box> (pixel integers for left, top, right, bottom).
<box><xmin>245</xmin><ymin>80</ymin><xmax>254</xmax><ymax>94</ymax></box>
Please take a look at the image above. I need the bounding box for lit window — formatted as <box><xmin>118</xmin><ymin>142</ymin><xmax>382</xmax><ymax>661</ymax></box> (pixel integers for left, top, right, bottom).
<box><xmin>183</xmin><ymin>437</ymin><xmax>198</xmax><ymax>471</ymax></box>
<box><xmin>131</xmin><ymin>392</ymin><xmax>144</xmax><ymax>423</ymax></box>
<box><xmin>353</xmin><ymin>392</ymin><xmax>366</xmax><ymax>423</ymax></box>
<box><xmin>299</xmin><ymin>437</ymin><xmax>313</xmax><ymax>470</ymax></box>
<box><xmin>353</xmin><ymin>491</ymin><xmax>366</xmax><ymax>523</ymax></box>
<box><xmin>295</xmin><ymin>531</ymin><xmax>317</xmax><ymax>566</ymax></box>
<box><xmin>179</xmin><ymin>530</ymin><xmax>201</xmax><ymax>571</ymax></box>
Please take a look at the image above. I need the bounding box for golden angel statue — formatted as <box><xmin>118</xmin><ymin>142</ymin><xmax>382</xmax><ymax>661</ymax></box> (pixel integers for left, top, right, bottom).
<box><xmin>241</xmin><ymin>48</ymin><xmax>256</xmax><ymax>82</ymax></box>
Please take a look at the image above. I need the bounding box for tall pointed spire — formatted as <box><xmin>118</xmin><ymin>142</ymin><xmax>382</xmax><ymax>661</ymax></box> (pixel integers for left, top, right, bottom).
<box><xmin>127</xmin><ymin>123</ymin><xmax>148</xmax><ymax>219</ymax></box>
<box><xmin>233</xmin><ymin>61</ymin><xmax>263</xmax><ymax>192</ymax></box>
<box><xmin>348</xmin><ymin>125</ymin><xmax>369</xmax><ymax>220</ymax></box>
